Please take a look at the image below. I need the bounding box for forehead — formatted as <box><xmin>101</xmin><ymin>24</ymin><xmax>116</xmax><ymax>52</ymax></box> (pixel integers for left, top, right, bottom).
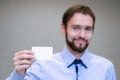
<box><xmin>68</xmin><ymin>13</ymin><xmax>93</xmax><ymax>27</ymax></box>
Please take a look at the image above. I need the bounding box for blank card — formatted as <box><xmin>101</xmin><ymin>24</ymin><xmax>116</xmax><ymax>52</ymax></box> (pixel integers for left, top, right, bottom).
<box><xmin>32</xmin><ymin>47</ymin><xmax>53</xmax><ymax>60</ymax></box>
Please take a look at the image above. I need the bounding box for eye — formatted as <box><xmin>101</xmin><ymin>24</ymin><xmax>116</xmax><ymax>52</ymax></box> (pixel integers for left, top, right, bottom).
<box><xmin>73</xmin><ymin>27</ymin><xmax>78</xmax><ymax>29</ymax></box>
<box><xmin>72</xmin><ymin>25</ymin><xmax>80</xmax><ymax>30</ymax></box>
<box><xmin>85</xmin><ymin>27</ymin><xmax>93</xmax><ymax>32</ymax></box>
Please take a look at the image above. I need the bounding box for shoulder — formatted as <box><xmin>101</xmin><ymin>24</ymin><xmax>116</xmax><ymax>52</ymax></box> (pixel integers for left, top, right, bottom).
<box><xmin>89</xmin><ymin>52</ymin><xmax>114</xmax><ymax>69</ymax></box>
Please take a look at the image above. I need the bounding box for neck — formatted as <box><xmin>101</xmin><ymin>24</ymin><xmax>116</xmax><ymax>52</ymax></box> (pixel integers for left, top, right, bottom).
<box><xmin>66</xmin><ymin>45</ymin><xmax>84</xmax><ymax>59</ymax></box>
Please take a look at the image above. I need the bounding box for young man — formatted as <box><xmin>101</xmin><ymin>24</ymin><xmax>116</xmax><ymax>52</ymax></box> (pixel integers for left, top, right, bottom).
<box><xmin>6</xmin><ymin>4</ymin><xmax>116</xmax><ymax>80</ymax></box>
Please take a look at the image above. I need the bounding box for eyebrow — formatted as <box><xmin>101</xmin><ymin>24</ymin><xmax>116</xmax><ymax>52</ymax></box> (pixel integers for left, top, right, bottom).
<box><xmin>72</xmin><ymin>24</ymin><xmax>93</xmax><ymax>28</ymax></box>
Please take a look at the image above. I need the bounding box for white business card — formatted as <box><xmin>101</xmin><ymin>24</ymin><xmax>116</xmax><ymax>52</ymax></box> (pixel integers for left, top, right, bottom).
<box><xmin>32</xmin><ymin>47</ymin><xmax>53</xmax><ymax>60</ymax></box>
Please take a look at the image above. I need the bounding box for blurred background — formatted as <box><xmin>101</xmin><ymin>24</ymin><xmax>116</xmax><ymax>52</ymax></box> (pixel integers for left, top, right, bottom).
<box><xmin>0</xmin><ymin>0</ymin><xmax>120</xmax><ymax>80</ymax></box>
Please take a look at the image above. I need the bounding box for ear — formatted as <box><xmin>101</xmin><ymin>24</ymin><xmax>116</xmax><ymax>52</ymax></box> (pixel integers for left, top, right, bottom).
<box><xmin>60</xmin><ymin>24</ymin><xmax>66</xmax><ymax>35</ymax></box>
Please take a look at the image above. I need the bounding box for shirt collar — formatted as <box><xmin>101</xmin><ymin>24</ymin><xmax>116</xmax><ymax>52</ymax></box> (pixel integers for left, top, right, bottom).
<box><xmin>61</xmin><ymin>46</ymin><xmax>90</xmax><ymax>69</ymax></box>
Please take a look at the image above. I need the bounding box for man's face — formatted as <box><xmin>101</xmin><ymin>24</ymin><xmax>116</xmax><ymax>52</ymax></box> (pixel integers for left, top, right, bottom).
<box><xmin>65</xmin><ymin>13</ymin><xmax>94</xmax><ymax>53</ymax></box>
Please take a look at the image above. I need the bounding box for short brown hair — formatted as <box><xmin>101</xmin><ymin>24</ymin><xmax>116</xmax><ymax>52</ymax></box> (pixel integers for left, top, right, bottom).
<box><xmin>62</xmin><ymin>4</ymin><xmax>95</xmax><ymax>29</ymax></box>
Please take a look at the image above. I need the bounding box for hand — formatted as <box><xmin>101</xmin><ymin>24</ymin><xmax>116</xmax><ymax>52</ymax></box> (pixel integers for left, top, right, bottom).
<box><xmin>13</xmin><ymin>50</ymin><xmax>35</xmax><ymax>75</ymax></box>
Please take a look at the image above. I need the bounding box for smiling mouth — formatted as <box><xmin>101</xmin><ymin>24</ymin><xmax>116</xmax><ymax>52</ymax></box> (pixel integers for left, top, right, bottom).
<box><xmin>75</xmin><ymin>39</ymin><xmax>85</xmax><ymax>44</ymax></box>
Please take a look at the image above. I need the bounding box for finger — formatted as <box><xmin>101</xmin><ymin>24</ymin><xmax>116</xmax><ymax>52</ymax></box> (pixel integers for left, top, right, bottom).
<box><xmin>13</xmin><ymin>51</ymin><xmax>35</xmax><ymax>61</ymax></box>
<box><xmin>13</xmin><ymin>55</ymin><xmax>35</xmax><ymax>65</ymax></box>
<box><xmin>18</xmin><ymin>53</ymin><xmax>34</xmax><ymax>60</ymax></box>
<box><xmin>14</xmin><ymin>59</ymin><xmax>33</xmax><ymax>66</ymax></box>
<box><xmin>15</xmin><ymin>64</ymin><xmax>31</xmax><ymax>71</ymax></box>
<box><xmin>15</xmin><ymin>50</ymin><xmax>34</xmax><ymax>56</ymax></box>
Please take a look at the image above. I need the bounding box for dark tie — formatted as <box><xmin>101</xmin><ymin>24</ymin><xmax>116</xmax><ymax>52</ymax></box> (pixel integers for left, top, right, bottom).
<box><xmin>68</xmin><ymin>59</ymin><xmax>87</xmax><ymax>80</ymax></box>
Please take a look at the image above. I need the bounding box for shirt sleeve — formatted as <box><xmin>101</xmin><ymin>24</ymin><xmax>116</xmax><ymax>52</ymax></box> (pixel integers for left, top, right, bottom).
<box><xmin>5</xmin><ymin>69</ymin><xmax>24</xmax><ymax>80</ymax></box>
<box><xmin>105</xmin><ymin>63</ymin><xmax>116</xmax><ymax>80</ymax></box>
<box><xmin>24</xmin><ymin>61</ymin><xmax>42</xmax><ymax>80</ymax></box>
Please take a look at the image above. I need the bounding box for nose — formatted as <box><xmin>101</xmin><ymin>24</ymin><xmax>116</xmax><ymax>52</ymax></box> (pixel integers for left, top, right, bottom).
<box><xmin>78</xmin><ymin>29</ymin><xmax>85</xmax><ymax>38</ymax></box>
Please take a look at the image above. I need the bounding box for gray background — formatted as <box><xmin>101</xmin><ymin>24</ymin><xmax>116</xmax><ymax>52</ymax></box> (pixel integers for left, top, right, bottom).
<box><xmin>0</xmin><ymin>0</ymin><xmax>120</xmax><ymax>80</ymax></box>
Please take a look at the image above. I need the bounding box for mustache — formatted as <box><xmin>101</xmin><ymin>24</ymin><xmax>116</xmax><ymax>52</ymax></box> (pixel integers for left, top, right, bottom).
<box><xmin>74</xmin><ymin>37</ymin><xmax>86</xmax><ymax>41</ymax></box>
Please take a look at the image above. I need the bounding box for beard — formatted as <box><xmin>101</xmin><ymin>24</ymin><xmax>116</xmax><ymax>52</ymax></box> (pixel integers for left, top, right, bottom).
<box><xmin>65</xmin><ymin>33</ymin><xmax>89</xmax><ymax>53</ymax></box>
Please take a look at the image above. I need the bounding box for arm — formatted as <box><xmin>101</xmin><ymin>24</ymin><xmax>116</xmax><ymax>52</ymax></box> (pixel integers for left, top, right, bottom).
<box><xmin>105</xmin><ymin>63</ymin><xmax>116</xmax><ymax>80</ymax></box>
<box><xmin>5</xmin><ymin>69</ymin><xmax>24</xmax><ymax>80</ymax></box>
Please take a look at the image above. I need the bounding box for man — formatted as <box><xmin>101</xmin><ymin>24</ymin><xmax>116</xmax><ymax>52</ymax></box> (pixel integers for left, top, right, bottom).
<box><xmin>6</xmin><ymin>4</ymin><xmax>116</xmax><ymax>80</ymax></box>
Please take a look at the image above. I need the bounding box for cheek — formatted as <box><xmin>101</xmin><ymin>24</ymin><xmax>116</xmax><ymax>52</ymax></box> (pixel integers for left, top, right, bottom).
<box><xmin>86</xmin><ymin>33</ymin><xmax>93</xmax><ymax>42</ymax></box>
<box><xmin>66</xmin><ymin>31</ymin><xmax>76</xmax><ymax>42</ymax></box>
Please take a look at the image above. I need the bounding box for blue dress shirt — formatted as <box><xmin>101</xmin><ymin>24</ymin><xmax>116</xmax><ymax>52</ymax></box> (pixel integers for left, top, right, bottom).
<box><xmin>6</xmin><ymin>47</ymin><xmax>116</xmax><ymax>80</ymax></box>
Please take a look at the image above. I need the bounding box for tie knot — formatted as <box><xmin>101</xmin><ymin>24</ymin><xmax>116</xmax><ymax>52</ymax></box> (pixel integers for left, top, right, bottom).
<box><xmin>67</xmin><ymin>59</ymin><xmax>87</xmax><ymax>68</ymax></box>
<box><xmin>74</xmin><ymin>59</ymin><xmax>82</xmax><ymax>65</ymax></box>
